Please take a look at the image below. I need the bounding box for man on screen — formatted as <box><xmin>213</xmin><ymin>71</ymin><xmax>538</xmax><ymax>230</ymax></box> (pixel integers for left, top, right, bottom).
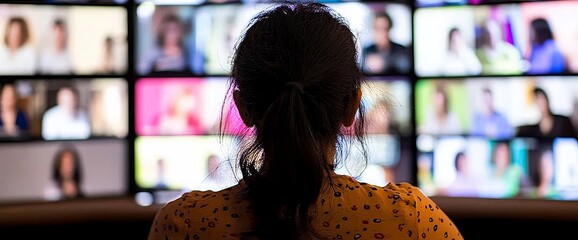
<box><xmin>41</xmin><ymin>86</ymin><xmax>91</xmax><ymax>140</ymax></box>
<box><xmin>361</xmin><ymin>11</ymin><xmax>410</xmax><ymax>75</ymax></box>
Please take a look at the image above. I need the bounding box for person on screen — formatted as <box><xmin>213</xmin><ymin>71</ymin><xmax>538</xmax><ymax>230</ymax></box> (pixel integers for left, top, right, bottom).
<box><xmin>42</xmin><ymin>86</ymin><xmax>91</xmax><ymax>140</ymax></box>
<box><xmin>440</xmin><ymin>151</ymin><xmax>479</xmax><ymax>197</ymax></box>
<box><xmin>100</xmin><ymin>36</ymin><xmax>118</xmax><ymax>74</ymax></box>
<box><xmin>480</xmin><ymin>141</ymin><xmax>523</xmax><ymax>198</ymax></box>
<box><xmin>516</xmin><ymin>87</ymin><xmax>576</xmax><ymax>138</ymax></box>
<box><xmin>440</xmin><ymin>27</ymin><xmax>482</xmax><ymax>76</ymax></box>
<box><xmin>153</xmin><ymin>87</ymin><xmax>203</xmax><ymax>135</ymax></box>
<box><xmin>361</xmin><ymin>11</ymin><xmax>410</xmax><ymax>75</ymax></box>
<box><xmin>198</xmin><ymin>154</ymin><xmax>234</xmax><ymax>191</ymax></box>
<box><xmin>470</xmin><ymin>88</ymin><xmax>513</xmax><ymax>139</ymax></box>
<box><xmin>138</xmin><ymin>14</ymin><xmax>190</xmax><ymax>75</ymax></box>
<box><xmin>526</xmin><ymin>18</ymin><xmax>567</xmax><ymax>74</ymax></box>
<box><xmin>365</xmin><ymin>99</ymin><xmax>399</xmax><ymax>135</ymax></box>
<box><xmin>49</xmin><ymin>145</ymin><xmax>85</xmax><ymax>200</ymax></box>
<box><xmin>38</xmin><ymin>19</ymin><xmax>72</xmax><ymax>75</ymax></box>
<box><xmin>0</xmin><ymin>16</ymin><xmax>36</xmax><ymax>75</ymax></box>
<box><xmin>154</xmin><ymin>158</ymin><xmax>169</xmax><ymax>189</ymax></box>
<box><xmin>0</xmin><ymin>82</ymin><xmax>29</xmax><ymax>138</ymax></box>
<box><xmin>149</xmin><ymin>3</ymin><xmax>463</xmax><ymax>240</ymax></box>
<box><xmin>475</xmin><ymin>19</ymin><xmax>524</xmax><ymax>75</ymax></box>
<box><xmin>529</xmin><ymin>145</ymin><xmax>558</xmax><ymax>198</ymax></box>
<box><xmin>420</xmin><ymin>86</ymin><xmax>462</xmax><ymax>135</ymax></box>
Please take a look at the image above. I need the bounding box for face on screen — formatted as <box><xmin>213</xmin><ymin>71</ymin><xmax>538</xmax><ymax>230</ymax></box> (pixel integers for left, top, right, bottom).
<box><xmin>414</xmin><ymin>1</ymin><xmax>578</xmax><ymax>77</ymax></box>
<box><xmin>0</xmin><ymin>79</ymin><xmax>128</xmax><ymax>140</ymax></box>
<box><xmin>0</xmin><ymin>139</ymin><xmax>127</xmax><ymax>204</ymax></box>
<box><xmin>0</xmin><ymin>4</ymin><xmax>127</xmax><ymax>75</ymax></box>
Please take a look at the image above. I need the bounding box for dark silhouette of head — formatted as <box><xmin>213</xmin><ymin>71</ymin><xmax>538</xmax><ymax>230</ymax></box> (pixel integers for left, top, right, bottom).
<box><xmin>530</xmin><ymin>18</ymin><xmax>554</xmax><ymax>45</ymax></box>
<box><xmin>227</xmin><ymin>2</ymin><xmax>365</xmax><ymax>239</ymax></box>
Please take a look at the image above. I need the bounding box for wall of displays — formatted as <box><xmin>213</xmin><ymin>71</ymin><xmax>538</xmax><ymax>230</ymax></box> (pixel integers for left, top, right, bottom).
<box><xmin>0</xmin><ymin>0</ymin><xmax>576</xmax><ymax>205</ymax></box>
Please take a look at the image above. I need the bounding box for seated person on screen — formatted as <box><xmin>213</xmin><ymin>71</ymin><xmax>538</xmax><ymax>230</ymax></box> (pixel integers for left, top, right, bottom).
<box><xmin>365</xmin><ymin>99</ymin><xmax>399</xmax><ymax>135</ymax></box>
<box><xmin>529</xmin><ymin>145</ymin><xmax>558</xmax><ymax>198</ymax></box>
<box><xmin>439</xmin><ymin>151</ymin><xmax>480</xmax><ymax>197</ymax></box>
<box><xmin>475</xmin><ymin>19</ymin><xmax>524</xmax><ymax>75</ymax></box>
<box><xmin>479</xmin><ymin>141</ymin><xmax>523</xmax><ymax>198</ymax></box>
<box><xmin>38</xmin><ymin>19</ymin><xmax>72</xmax><ymax>75</ymax></box>
<box><xmin>45</xmin><ymin>145</ymin><xmax>85</xmax><ymax>200</ymax></box>
<box><xmin>42</xmin><ymin>86</ymin><xmax>91</xmax><ymax>140</ymax></box>
<box><xmin>420</xmin><ymin>86</ymin><xmax>462</xmax><ymax>135</ymax></box>
<box><xmin>526</xmin><ymin>18</ymin><xmax>567</xmax><ymax>74</ymax></box>
<box><xmin>470</xmin><ymin>88</ymin><xmax>513</xmax><ymax>139</ymax></box>
<box><xmin>0</xmin><ymin>16</ymin><xmax>36</xmax><ymax>75</ymax></box>
<box><xmin>440</xmin><ymin>27</ymin><xmax>482</xmax><ymax>76</ymax></box>
<box><xmin>0</xmin><ymin>82</ymin><xmax>29</xmax><ymax>138</ymax></box>
<box><xmin>149</xmin><ymin>3</ymin><xmax>463</xmax><ymax>239</ymax></box>
<box><xmin>138</xmin><ymin>14</ymin><xmax>191</xmax><ymax>75</ymax></box>
<box><xmin>361</xmin><ymin>11</ymin><xmax>410</xmax><ymax>75</ymax></box>
<box><xmin>152</xmin><ymin>87</ymin><xmax>203</xmax><ymax>135</ymax></box>
<box><xmin>516</xmin><ymin>87</ymin><xmax>576</xmax><ymax>138</ymax></box>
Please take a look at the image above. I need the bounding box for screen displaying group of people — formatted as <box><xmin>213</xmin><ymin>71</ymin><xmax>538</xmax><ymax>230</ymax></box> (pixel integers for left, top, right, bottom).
<box><xmin>136</xmin><ymin>2</ymin><xmax>412</xmax><ymax>76</ymax></box>
<box><xmin>415</xmin><ymin>1</ymin><xmax>578</xmax><ymax>77</ymax></box>
<box><xmin>418</xmin><ymin>136</ymin><xmax>578</xmax><ymax>200</ymax></box>
<box><xmin>416</xmin><ymin>77</ymin><xmax>578</xmax><ymax>139</ymax></box>
<box><xmin>0</xmin><ymin>4</ymin><xmax>127</xmax><ymax>75</ymax></box>
<box><xmin>0</xmin><ymin>79</ymin><xmax>128</xmax><ymax>140</ymax></box>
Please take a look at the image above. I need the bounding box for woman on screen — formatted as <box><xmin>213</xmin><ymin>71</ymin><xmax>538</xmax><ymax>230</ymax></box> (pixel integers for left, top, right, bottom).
<box><xmin>149</xmin><ymin>3</ymin><xmax>463</xmax><ymax>239</ymax></box>
<box><xmin>0</xmin><ymin>16</ymin><xmax>36</xmax><ymax>75</ymax></box>
<box><xmin>38</xmin><ymin>19</ymin><xmax>72</xmax><ymax>75</ymax></box>
<box><xmin>138</xmin><ymin>14</ymin><xmax>190</xmax><ymax>75</ymax></box>
<box><xmin>526</xmin><ymin>18</ymin><xmax>567</xmax><ymax>74</ymax></box>
<box><xmin>475</xmin><ymin>19</ymin><xmax>524</xmax><ymax>75</ymax></box>
<box><xmin>47</xmin><ymin>145</ymin><xmax>85</xmax><ymax>200</ymax></box>
<box><xmin>0</xmin><ymin>82</ymin><xmax>29</xmax><ymax>138</ymax></box>
<box><xmin>517</xmin><ymin>87</ymin><xmax>576</xmax><ymax>138</ymax></box>
<box><xmin>153</xmin><ymin>87</ymin><xmax>203</xmax><ymax>135</ymax></box>
<box><xmin>420</xmin><ymin>86</ymin><xmax>462</xmax><ymax>135</ymax></box>
<box><xmin>440</xmin><ymin>27</ymin><xmax>482</xmax><ymax>76</ymax></box>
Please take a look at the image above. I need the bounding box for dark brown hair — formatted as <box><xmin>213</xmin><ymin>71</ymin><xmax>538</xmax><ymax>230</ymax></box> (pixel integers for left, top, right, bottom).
<box><xmin>226</xmin><ymin>2</ymin><xmax>366</xmax><ymax>239</ymax></box>
<box><xmin>4</xmin><ymin>17</ymin><xmax>30</xmax><ymax>48</ymax></box>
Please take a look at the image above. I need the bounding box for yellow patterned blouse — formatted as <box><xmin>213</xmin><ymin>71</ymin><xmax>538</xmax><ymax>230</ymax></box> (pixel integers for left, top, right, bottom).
<box><xmin>148</xmin><ymin>174</ymin><xmax>463</xmax><ymax>240</ymax></box>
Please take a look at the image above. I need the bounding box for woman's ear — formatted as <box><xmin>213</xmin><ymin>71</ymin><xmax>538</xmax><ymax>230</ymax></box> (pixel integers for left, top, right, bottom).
<box><xmin>233</xmin><ymin>90</ymin><xmax>254</xmax><ymax>127</ymax></box>
<box><xmin>343</xmin><ymin>88</ymin><xmax>362</xmax><ymax>127</ymax></box>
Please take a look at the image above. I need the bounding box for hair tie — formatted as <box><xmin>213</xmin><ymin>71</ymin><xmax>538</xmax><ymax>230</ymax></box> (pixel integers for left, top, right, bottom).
<box><xmin>284</xmin><ymin>82</ymin><xmax>305</xmax><ymax>94</ymax></box>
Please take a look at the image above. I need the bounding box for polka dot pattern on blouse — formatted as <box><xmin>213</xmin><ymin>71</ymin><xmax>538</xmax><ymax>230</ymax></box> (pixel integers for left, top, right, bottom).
<box><xmin>148</xmin><ymin>174</ymin><xmax>463</xmax><ymax>240</ymax></box>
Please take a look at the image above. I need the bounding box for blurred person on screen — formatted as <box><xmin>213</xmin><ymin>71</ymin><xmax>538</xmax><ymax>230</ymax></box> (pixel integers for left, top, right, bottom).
<box><xmin>0</xmin><ymin>16</ymin><xmax>36</xmax><ymax>75</ymax></box>
<box><xmin>0</xmin><ymin>82</ymin><xmax>29</xmax><ymax>138</ymax></box>
<box><xmin>149</xmin><ymin>3</ymin><xmax>464</xmax><ymax>239</ymax></box>
<box><xmin>440</xmin><ymin>27</ymin><xmax>482</xmax><ymax>76</ymax></box>
<box><xmin>198</xmin><ymin>154</ymin><xmax>235</xmax><ymax>191</ymax></box>
<box><xmin>470</xmin><ymin>88</ymin><xmax>513</xmax><ymax>139</ymax></box>
<box><xmin>475</xmin><ymin>19</ymin><xmax>524</xmax><ymax>75</ymax></box>
<box><xmin>45</xmin><ymin>145</ymin><xmax>85</xmax><ymax>200</ymax></box>
<box><xmin>439</xmin><ymin>151</ymin><xmax>480</xmax><ymax>197</ymax></box>
<box><xmin>526</xmin><ymin>18</ymin><xmax>567</xmax><ymax>74</ymax></box>
<box><xmin>420</xmin><ymin>85</ymin><xmax>462</xmax><ymax>135</ymax></box>
<box><xmin>365</xmin><ymin>98</ymin><xmax>398</xmax><ymax>135</ymax></box>
<box><xmin>152</xmin><ymin>87</ymin><xmax>203</xmax><ymax>135</ymax></box>
<box><xmin>138</xmin><ymin>14</ymin><xmax>190</xmax><ymax>75</ymax></box>
<box><xmin>100</xmin><ymin>36</ymin><xmax>118</xmax><ymax>74</ymax></box>
<box><xmin>361</xmin><ymin>11</ymin><xmax>410</xmax><ymax>75</ymax></box>
<box><xmin>38</xmin><ymin>19</ymin><xmax>72</xmax><ymax>75</ymax></box>
<box><xmin>42</xmin><ymin>86</ymin><xmax>91</xmax><ymax>140</ymax></box>
<box><xmin>529</xmin><ymin>144</ymin><xmax>558</xmax><ymax>198</ymax></box>
<box><xmin>517</xmin><ymin>87</ymin><xmax>576</xmax><ymax>138</ymax></box>
<box><xmin>154</xmin><ymin>158</ymin><xmax>169</xmax><ymax>190</ymax></box>
<box><xmin>480</xmin><ymin>141</ymin><xmax>523</xmax><ymax>198</ymax></box>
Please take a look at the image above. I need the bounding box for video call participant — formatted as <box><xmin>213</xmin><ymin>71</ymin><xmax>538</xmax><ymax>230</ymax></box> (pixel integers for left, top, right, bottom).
<box><xmin>0</xmin><ymin>16</ymin><xmax>36</xmax><ymax>75</ymax></box>
<box><xmin>517</xmin><ymin>87</ymin><xmax>576</xmax><ymax>138</ymax></box>
<box><xmin>48</xmin><ymin>145</ymin><xmax>85</xmax><ymax>200</ymax></box>
<box><xmin>469</xmin><ymin>88</ymin><xmax>513</xmax><ymax>139</ymax></box>
<box><xmin>42</xmin><ymin>86</ymin><xmax>91</xmax><ymax>140</ymax></box>
<box><xmin>0</xmin><ymin>82</ymin><xmax>29</xmax><ymax>138</ymax></box>
<box><xmin>38</xmin><ymin>18</ymin><xmax>72</xmax><ymax>75</ymax></box>
<box><xmin>362</xmin><ymin>11</ymin><xmax>410</xmax><ymax>75</ymax></box>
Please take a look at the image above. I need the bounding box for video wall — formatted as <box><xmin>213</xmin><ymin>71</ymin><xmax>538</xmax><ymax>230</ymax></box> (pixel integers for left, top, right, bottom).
<box><xmin>0</xmin><ymin>0</ymin><xmax>577</xmax><ymax>204</ymax></box>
